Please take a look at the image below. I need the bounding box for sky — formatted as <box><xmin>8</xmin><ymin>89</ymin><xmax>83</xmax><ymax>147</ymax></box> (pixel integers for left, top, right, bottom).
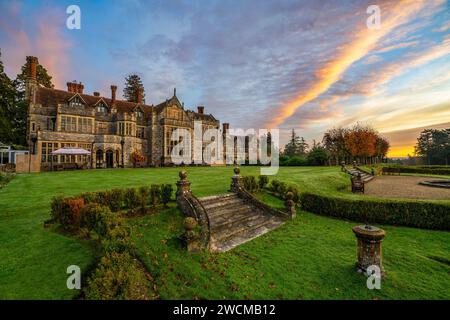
<box><xmin>0</xmin><ymin>0</ymin><xmax>449</xmax><ymax>157</ymax></box>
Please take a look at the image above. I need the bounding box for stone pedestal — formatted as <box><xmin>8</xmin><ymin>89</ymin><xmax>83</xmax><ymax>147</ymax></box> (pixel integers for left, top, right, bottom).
<box><xmin>230</xmin><ymin>167</ymin><xmax>243</xmax><ymax>192</ymax></box>
<box><xmin>285</xmin><ymin>192</ymin><xmax>296</xmax><ymax>219</ymax></box>
<box><xmin>176</xmin><ymin>171</ymin><xmax>191</xmax><ymax>197</ymax></box>
<box><xmin>352</xmin><ymin>225</ymin><xmax>386</xmax><ymax>276</ymax></box>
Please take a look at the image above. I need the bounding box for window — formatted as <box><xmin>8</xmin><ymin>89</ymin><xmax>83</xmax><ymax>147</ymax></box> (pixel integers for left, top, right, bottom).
<box><xmin>137</xmin><ymin>109</ymin><xmax>143</xmax><ymax>118</ymax></box>
<box><xmin>137</xmin><ymin>127</ymin><xmax>145</xmax><ymax>138</ymax></box>
<box><xmin>78</xmin><ymin>118</ymin><xmax>93</xmax><ymax>133</ymax></box>
<box><xmin>61</xmin><ymin>116</ymin><xmax>77</xmax><ymax>132</ymax></box>
<box><xmin>118</xmin><ymin>122</ymin><xmax>125</xmax><ymax>135</ymax></box>
<box><xmin>41</xmin><ymin>142</ymin><xmax>59</xmax><ymax>163</ymax></box>
<box><xmin>126</xmin><ymin>123</ymin><xmax>132</xmax><ymax>136</ymax></box>
<box><xmin>96</xmin><ymin>122</ymin><xmax>108</xmax><ymax>134</ymax></box>
<box><xmin>31</xmin><ymin>122</ymin><xmax>36</xmax><ymax>132</ymax></box>
<box><xmin>70</xmin><ymin>96</ymin><xmax>84</xmax><ymax>108</ymax></box>
<box><xmin>96</xmin><ymin>103</ymin><xmax>107</xmax><ymax>113</ymax></box>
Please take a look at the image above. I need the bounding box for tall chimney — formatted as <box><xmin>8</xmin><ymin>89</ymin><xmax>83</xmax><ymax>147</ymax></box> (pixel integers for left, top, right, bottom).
<box><xmin>197</xmin><ymin>106</ymin><xmax>204</xmax><ymax>114</ymax></box>
<box><xmin>136</xmin><ymin>87</ymin><xmax>143</xmax><ymax>104</ymax></box>
<box><xmin>26</xmin><ymin>56</ymin><xmax>38</xmax><ymax>81</ymax></box>
<box><xmin>93</xmin><ymin>92</ymin><xmax>100</xmax><ymax>97</ymax></box>
<box><xmin>76</xmin><ymin>83</ymin><xmax>84</xmax><ymax>94</ymax></box>
<box><xmin>67</xmin><ymin>82</ymin><xmax>76</xmax><ymax>93</ymax></box>
<box><xmin>111</xmin><ymin>85</ymin><xmax>117</xmax><ymax>104</ymax></box>
<box><xmin>222</xmin><ymin>123</ymin><xmax>229</xmax><ymax>133</ymax></box>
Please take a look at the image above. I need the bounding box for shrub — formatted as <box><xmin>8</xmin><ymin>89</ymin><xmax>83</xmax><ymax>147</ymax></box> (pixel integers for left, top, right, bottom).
<box><xmin>80</xmin><ymin>192</ymin><xmax>98</xmax><ymax>205</ymax></box>
<box><xmin>124</xmin><ymin>188</ymin><xmax>139</xmax><ymax>209</ymax></box>
<box><xmin>160</xmin><ymin>184</ymin><xmax>173</xmax><ymax>207</ymax></box>
<box><xmin>300</xmin><ymin>192</ymin><xmax>450</xmax><ymax>230</ymax></box>
<box><xmin>258</xmin><ymin>175</ymin><xmax>269</xmax><ymax>189</ymax></box>
<box><xmin>287</xmin><ymin>185</ymin><xmax>300</xmax><ymax>204</ymax></box>
<box><xmin>79</xmin><ymin>204</ymin><xmax>115</xmax><ymax>237</ymax></box>
<box><xmin>61</xmin><ymin>198</ymin><xmax>85</xmax><ymax>230</ymax></box>
<box><xmin>149</xmin><ymin>184</ymin><xmax>161</xmax><ymax>206</ymax></box>
<box><xmin>107</xmin><ymin>189</ymin><xmax>125</xmax><ymax>211</ymax></box>
<box><xmin>0</xmin><ymin>172</ymin><xmax>15</xmax><ymax>188</ymax></box>
<box><xmin>382</xmin><ymin>165</ymin><xmax>450</xmax><ymax>175</ymax></box>
<box><xmin>137</xmin><ymin>186</ymin><xmax>149</xmax><ymax>214</ymax></box>
<box><xmin>242</xmin><ymin>175</ymin><xmax>259</xmax><ymax>193</ymax></box>
<box><xmin>83</xmin><ymin>251</ymin><xmax>151</xmax><ymax>300</ymax></box>
<box><xmin>50</xmin><ymin>195</ymin><xmax>66</xmax><ymax>223</ymax></box>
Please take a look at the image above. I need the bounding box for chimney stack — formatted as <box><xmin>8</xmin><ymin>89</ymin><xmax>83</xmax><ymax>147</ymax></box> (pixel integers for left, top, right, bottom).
<box><xmin>197</xmin><ymin>106</ymin><xmax>204</xmax><ymax>114</ymax></box>
<box><xmin>26</xmin><ymin>56</ymin><xmax>38</xmax><ymax>81</ymax></box>
<box><xmin>111</xmin><ymin>85</ymin><xmax>117</xmax><ymax>104</ymax></box>
<box><xmin>222</xmin><ymin>123</ymin><xmax>229</xmax><ymax>133</ymax></box>
<box><xmin>93</xmin><ymin>92</ymin><xmax>100</xmax><ymax>97</ymax></box>
<box><xmin>136</xmin><ymin>87</ymin><xmax>143</xmax><ymax>104</ymax></box>
<box><xmin>76</xmin><ymin>83</ymin><xmax>84</xmax><ymax>94</ymax></box>
<box><xmin>67</xmin><ymin>82</ymin><xmax>76</xmax><ymax>93</ymax></box>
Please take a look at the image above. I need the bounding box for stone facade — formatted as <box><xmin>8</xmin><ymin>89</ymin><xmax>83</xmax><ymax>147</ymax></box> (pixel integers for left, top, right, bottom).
<box><xmin>24</xmin><ymin>56</ymin><xmax>223</xmax><ymax>170</ymax></box>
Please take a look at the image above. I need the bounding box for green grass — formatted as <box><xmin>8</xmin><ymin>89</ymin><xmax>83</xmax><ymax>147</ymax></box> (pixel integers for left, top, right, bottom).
<box><xmin>0</xmin><ymin>166</ymin><xmax>449</xmax><ymax>299</ymax></box>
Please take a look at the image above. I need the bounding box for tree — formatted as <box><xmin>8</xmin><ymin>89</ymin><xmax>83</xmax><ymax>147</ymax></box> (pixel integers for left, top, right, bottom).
<box><xmin>15</xmin><ymin>59</ymin><xmax>54</xmax><ymax>91</ymax></box>
<box><xmin>307</xmin><ymin>143</ymin><xmax>329</xmax><ymax>166</ymax></box>
<box><xmin>415</xmin><ymin>129</ymin><xmax>450</xmax><ymax>165</ymax></box>
<box><xmin>0</xmin><ymin>50</ymin><xmax>18</xmax><ymax>144</ymax></box>
<box><xmin>283</xmin><ymin>129</ymin><xmax>301</xmax><ymax>157</ymax></box>
<box><xmin>298</xmin><ymin>137</ymin><xmax>309</xmax><ymax>156</ymax></box>
<box><xmin>123</xmin><ymin>74</ymin><xmax>145</xmax><ymax>103</ymax></box>
<box><xmin>9</xmin><ymin>56</ymin><xmax>54</xmax><ymax>146</ymax></box>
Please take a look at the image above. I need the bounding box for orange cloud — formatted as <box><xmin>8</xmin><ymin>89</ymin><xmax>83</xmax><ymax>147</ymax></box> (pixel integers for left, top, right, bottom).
<box><xmin>265</xmin><ymin>0</ymin><xmax>438</xmax><ymax>129</ymax></box>
<box><xmin>383</xmin><ymin>121</ymin><xmax>450</xmax><ymax>157</ymax></box>
<box><xmin>0</xmin><ymin>3</ymin><xmax>71</xmax><ymax>88</ymax></box>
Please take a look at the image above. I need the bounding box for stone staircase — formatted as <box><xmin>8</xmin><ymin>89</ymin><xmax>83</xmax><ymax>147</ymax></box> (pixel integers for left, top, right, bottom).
<box><xmin>348</xmin><ymin>168</ymin><xmax>374</xmax><ymax>183</ymax></box>
<box><xmin>198</xmin><ymin>193</ymin><xmax>284</xmax><ymax>252</ymax></box>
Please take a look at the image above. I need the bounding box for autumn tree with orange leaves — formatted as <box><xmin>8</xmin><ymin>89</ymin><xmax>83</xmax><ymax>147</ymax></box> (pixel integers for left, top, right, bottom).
<box><xmin>323</xmin><ymin>124</ymin><xmax>389</xmax><ymax>165</ymax></box>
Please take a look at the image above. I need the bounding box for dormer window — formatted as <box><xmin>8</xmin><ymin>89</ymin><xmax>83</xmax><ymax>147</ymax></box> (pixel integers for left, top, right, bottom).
<box><xmin>70</xmin><ymin>96</ymin><xmax>84</xmax><ymax>108</ymax></box>
<box><xmin>96</xmin><ymin>103</ymin><xmax>107</xmax><ymax>113</ymax></box>
<box><xmin>137</xmin><ymin>109</ymin><xmax>143</xmax><ymax>118</ymax></box>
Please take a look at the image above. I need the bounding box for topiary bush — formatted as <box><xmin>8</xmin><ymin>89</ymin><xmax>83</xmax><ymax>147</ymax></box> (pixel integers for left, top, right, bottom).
<box><xmin>149</xmin><ymin>184</ymin><xmax>161</xmax><ymax>207</ymax></box>
<box><xmin>124</xmin><ymin>188</ymin><xmax>139</xmax><ymax>209</ymax></box>
<box><xmin>258</xmin><ymin>175</ymin><xmax>269</xmax><ymax>189</ymax></box>
<box><xmin>160</xmin><ymin>184</ymin><xmax>173</xmax><ymax>207</ymax></box>
<box><xmin>83</xmin><ymin>251</ymin><xmax>151</xmax><ymax>300</ymax></box>
<box><xmin>242</xmin><ymin>175</ymin><xmax>259</xmax><ymax>193</ymax></box>
<box><xmin>300</xmin><ymin>192</ymin><xmax>450</xmax><ymax>230</ymax></box>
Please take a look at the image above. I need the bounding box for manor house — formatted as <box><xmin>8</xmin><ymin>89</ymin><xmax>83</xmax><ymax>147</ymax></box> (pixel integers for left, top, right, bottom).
<box><xmin>25</xmin><ymin>56</ymin><xmax>230</xmax><ymax>170</ymax></box>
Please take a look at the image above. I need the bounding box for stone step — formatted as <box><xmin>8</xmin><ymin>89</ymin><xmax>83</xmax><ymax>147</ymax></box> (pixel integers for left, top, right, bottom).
<box><xmin>211</xmin><ymin>218</ymin><xmax>284</xmax><ymax>252</ymax></box>
<box><xmin>212</xmin><ymin>214</ymin><xmax>273</xmax><ymax>244</ymax></box>
<box><xmin>198</xmin><ymin>193</ymin><xmax>237</xmax><ymax>204</ymax></box>
<box><xmin>210</xmin><ymin>208</ymin><xmax>262</xmax><ymax>232</ymax></box>
<box><xmin>206</xmin><ymin>202</ymin><xmax>253</xmax><ymax>218</ymax></box>
<box><xmin>201</xmin><ymin>197</ymin><xmax>243</xmax><ymax>210</ymax></box>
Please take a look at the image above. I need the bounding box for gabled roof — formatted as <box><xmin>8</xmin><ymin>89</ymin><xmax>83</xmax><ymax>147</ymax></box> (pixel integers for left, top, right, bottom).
<box><xmin>34</xmin><ymin>86</ymin><xmax>214</xmax><ymax>120</ymax></box>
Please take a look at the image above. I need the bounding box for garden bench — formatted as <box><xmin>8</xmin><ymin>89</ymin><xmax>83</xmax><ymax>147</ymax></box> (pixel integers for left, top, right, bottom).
<box><xmin>351</xmin><ymin>174</ymin><xmax>365</xmax><ymax>193</ymax></box>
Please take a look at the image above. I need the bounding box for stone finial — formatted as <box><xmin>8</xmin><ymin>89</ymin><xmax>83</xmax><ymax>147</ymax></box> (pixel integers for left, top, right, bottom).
<box><xmin>179</xmin><ymin>170</ymin><xmax>188</xmax><ymax>180</ymax></box>
<box><xmin>230</xmin><ymin>167</ymin><xmax>242</xmax><ymax>192</ymax></box>
<box><xmin>352</xmin><ymin>225</ymin><xmax>386</xmax><ymax>277</ymax></box>
<box><xmin>176</xmin><ymin>171</ymin><xmax>191</xmax><ymax>196</ymax></box>
<box><xmin>285</xmin><ymin>192</ymin><xmax>296</xmax><ymax>219</ymax></box>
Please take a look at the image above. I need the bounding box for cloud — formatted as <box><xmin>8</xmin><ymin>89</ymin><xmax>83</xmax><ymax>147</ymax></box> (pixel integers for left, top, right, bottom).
<box><xmin>0</xmin><ymin>1</ymin><xmax>71</xmax><ymax>88</ymax></box>
<box><xmin>263</xmin><ymin>0</ymin><xmax>442</xmax><ymax>128</ymax></box>
<box><xmin>383</xmin><ymin>121</ymin><xmax>450</xmax><ymax>157</ymax></box>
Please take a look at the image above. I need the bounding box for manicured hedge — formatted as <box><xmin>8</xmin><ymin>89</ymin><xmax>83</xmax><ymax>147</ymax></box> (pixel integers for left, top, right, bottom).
<box><xmin>383</xmin><ymin>165</ymin><xmax>450</xmax><ymax>175</ymax></box>
<box><xmin>300</xmin><ymin>192</ymin><xmax>450</xmax><ymax>230</ymax></box>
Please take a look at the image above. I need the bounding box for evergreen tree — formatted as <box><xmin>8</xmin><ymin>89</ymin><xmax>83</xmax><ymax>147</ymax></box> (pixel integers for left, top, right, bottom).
<box><xmin>15</xmin><ymin>59</ymin><xmax>54</xmax><ymax>91</ymax></box>
<box><xmin>123</xmin><ymin>74</ymin><xmax>145</xmax><ymax>103</ymax></box>
<box><xmin>0</xmin><ymin>49</ymin><xmax>16</xmax><ymax>144</ymax></box>
<box><xmin>298</xmin><ymin>137</ymin><xmax>309</xmax><ymax>155</ymax></box>
<box><xmin>13</xmin><ymin>57</ymin><xmax>54</xmax><ymax>146</ymax></box>
<box><xmin>283</xmin><ymin>129</ymin><xmax>301</xmax><ymax>156</ymax></box>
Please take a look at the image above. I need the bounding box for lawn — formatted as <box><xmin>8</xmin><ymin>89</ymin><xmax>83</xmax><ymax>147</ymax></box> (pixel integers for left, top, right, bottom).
<box><xmin>0</xmin><ymin>166</ymin><xmax>449</xmax><ymax>299</ymax></box>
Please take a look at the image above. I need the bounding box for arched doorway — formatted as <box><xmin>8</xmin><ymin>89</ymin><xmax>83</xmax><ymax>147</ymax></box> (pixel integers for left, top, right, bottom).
<box><xmin>106</xmin><ymin>150</ymin><xmax>114</xmax><ymax>168</ymax></box>
<box><xmin>96</xmin><ymin>149</ymin><xmax>103</xmax><ymax>168</ymax></box>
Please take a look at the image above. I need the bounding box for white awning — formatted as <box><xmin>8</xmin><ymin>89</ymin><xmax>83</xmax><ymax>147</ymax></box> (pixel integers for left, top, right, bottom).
<box><xmin>51</xmin><ymin>148</ymin><xmax>91</xmax><ymax>155</ymax></box>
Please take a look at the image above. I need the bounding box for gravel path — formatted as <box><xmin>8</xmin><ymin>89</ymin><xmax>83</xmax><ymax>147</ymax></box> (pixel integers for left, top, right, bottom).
<box><xmin>364</xmin><ymin>176</ymin><xmax>450</xmax><ymax>200</ymax></box>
